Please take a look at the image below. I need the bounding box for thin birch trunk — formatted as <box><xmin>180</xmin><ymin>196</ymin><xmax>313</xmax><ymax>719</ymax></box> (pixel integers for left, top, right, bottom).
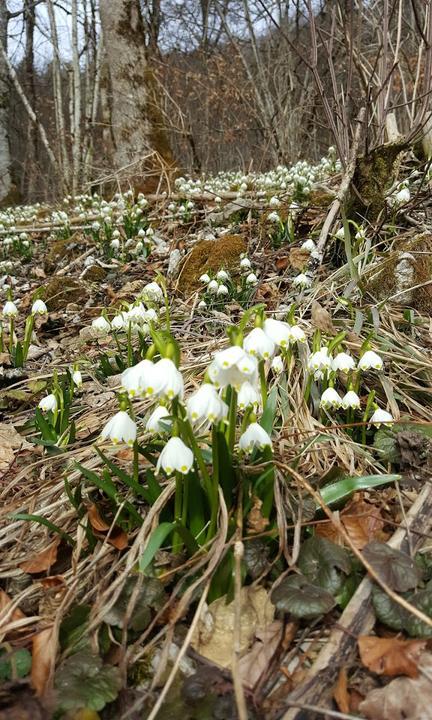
<box><xmin>46</xmin><ymin>0</ymin><xmax>70</xmax><ymax>186</ymax></box>
<box><xmin>0</xmin><ymin>4</ymin><xmax>12</xmax><ymax>203</ymax></box>
<box><xmin>71</xmin><ymin>0</ymin><xmax>81</xmax><ymax>193</ymax></box>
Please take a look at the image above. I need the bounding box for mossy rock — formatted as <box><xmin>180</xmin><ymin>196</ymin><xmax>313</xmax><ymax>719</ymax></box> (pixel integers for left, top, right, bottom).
<box><xmin>81</xmin><ymin>265</ymin><xmax>108</xmax><ymax>282</ymax></box>
<box><xmin>350</xmin><ymin>142</ymin><xmax>406</xmax><ymax>220</ymax></box>
<box><xmin>365</xmin><ymin>233</ymin><xmax>432</xmax><ymax>313</ymax></box>
<box><xmin>42</xmin><ymin>277</ymin><xmax>88</xmax><ymax>311</ymax></box>
<box><xmin>44</xmin><ymin>233</ymin><xmax>87</xmax><ymax>273</ymax></box>
<box><xmin>178</xmin><ymin>235</ymin><xmax>247</xmax><ymax>295</ymax></box>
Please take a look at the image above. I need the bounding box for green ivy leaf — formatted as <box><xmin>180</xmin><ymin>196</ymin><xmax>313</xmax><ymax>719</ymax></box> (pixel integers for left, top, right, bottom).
<box><xmin>373</xmin><ymin>429</ymin><xmax>399</xmax><ymax>463</ymax></box>
<box><xmin>372</xmin><ymin>586</ymin><xmax>407</xmax><ymax>631</ymax></box>
<box><xmin>103</xmin><ymin>576</ymin><xmax>166</xmax><ymax>632</ymax></box>
<box><xmin>298</xmin><ymin>536</ymin><xmax>351</xmax><ymax>594</ymax></box>
<box><xmin>404</xmin><ymin>590</ymin><xmax>432</xmax><ymax>639</ymax></box>
<box><xmin>0</xmin><ymin>648</ymin><xmax>32</xmax><ymax>680</ymax></box>
<box><xmin>363</xmin><ymin>542</ymin><xmax>421</xmax><ymax>592</ymax></box>
<box><xmin>55</xmin><ymin>650</ymin><xmax>122</xmax><ymax>712</ymax></box>
<box><xmin>271</xmin><ymin>574</ymin><xmax>336</xmax><ymax>618</ymax></box>
<box><xmin>243</xmin><ymin>539</ymin><xmax>270</xmax><ymax>580</ymax></box>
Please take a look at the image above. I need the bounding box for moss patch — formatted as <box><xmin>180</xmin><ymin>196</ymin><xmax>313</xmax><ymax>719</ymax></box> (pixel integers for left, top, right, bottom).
<box><xmin>42</xmin><ymin>277</ymin><xmax>88</xmax><ymax>312</ymax></box>
<box><xmin>178</xmin><ymin>235</ymin><xmax>247</xmax><ymax>295</ymax></box>
<box><xmin>350</xmin><ymin>142</ymin><xmax>405</xmax><ymax>220</ymax></box>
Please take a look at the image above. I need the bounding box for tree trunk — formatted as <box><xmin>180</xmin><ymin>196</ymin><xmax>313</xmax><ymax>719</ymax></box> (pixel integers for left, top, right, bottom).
<box><xmin>0</xmin><ymin>4</ymin><xmax>12</xmax><ymax>204</ymax></box>
<box><xmin>99</xmin><ymin>0</ymin><xmax>174</xmax><ymax>188</ymax></box>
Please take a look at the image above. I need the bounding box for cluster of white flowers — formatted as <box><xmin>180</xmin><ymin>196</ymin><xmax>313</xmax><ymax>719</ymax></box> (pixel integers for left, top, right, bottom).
<box><xmin>197</xmin><ymin>256</ymin><xmax>258</xmax><ymax>309</ymax></box>
<box><xmin>91</xmin><ymin>282</ymin><xmax>163</xmax><ymax>336</ymax></box>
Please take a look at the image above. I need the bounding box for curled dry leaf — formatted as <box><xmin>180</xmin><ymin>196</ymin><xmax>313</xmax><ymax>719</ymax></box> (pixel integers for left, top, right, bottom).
<box><xmin>0</xmin><ymin>423</ymin><xmax>32</xmax><ymax>474</ymax></box>
<box><xmin>316</xmin><ymin>495</ymin><xmax>385</xmax><ymax>549</ymax></box>
<box><xmin>20</xmin><ymin>539</ymin><xmax>60</xmax><ymax>574</ymax></box>
<box><xmin>0</xmin><ymin>589</ymin><xmax>26</xmax><ymax>635</ymax></box>
<box><xmin>88</xmin><ymin>504</ymin><xmax>110</xmax><ymax>532</ymax></box>
<box><xmin>358</xmin><ymin>635</ymin><xmax>426</xmax><ymax>678</ymax></box>
<box><xmin>333</xmin><ymin>667</ymin><xmax>350</xmax><ymax>714</ymax></box>
<box><xmin>31</xmin><ymin>624</ymin><xmax>58</xmax><ymax>698</ymax></box>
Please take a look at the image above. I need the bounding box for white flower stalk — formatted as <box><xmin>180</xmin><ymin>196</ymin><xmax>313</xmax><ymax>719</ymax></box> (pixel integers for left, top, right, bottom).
<box><xmin>38</xmin><ymin>393</ymin><xmax>58</xmax><ymax>412</ymax></box>
<box><xmin>186</xmin><ymin>383</ymin><xmax>228</xmax><ymax>425</ymax></box>
<box><xmin>239</xmin><ymin>423</ymin><xmax>272</xmax><ymax>453</ymax></box>
<box><xmin>238</xmin><ymin>381</ymin><xmax>260</xmax><ymax>410</ymax></box>
<box><xmin>293</xmin><ymin>273</ymin><xmax>312</xmax><ymax>288</ymax></box>
<box><xmin>332</xmin><ymin>352</ymin><xmax>356</xmax><ymax>373</ymax></box>
<box><xmin>31</xmin><ymin>299</ymin><xmax>48</xmax><ymax>315</ymax></box>
<box><xmin>288</xmin><ymin>325</ymin><xmax>306</xmax><ymax>343</ymax></box>
<box><xmin>209</xmin><ymin>346</ymin><xmax>258</xmax><ymax>389</ymax></box>
<box><xmin>208</xmin><ymin>279</ymin><xmax>218</xmax><ymax>294</ymax></box>
<box><xmin>216</xmin><ymin>270</ymin><xmax>229</xmax><ymax>281</ymax></box>
<box><xmin>243</xmin><ymin>327</ymin><xmax>275</xmax><ymax>360</ymax></box>
<box><xmin>101</xmin><ymin>410</ymin><xmax>137</xmax><ymax>445</ymax></box>
<box><xmin>320</xmin><ymin>387</ymin><xmax>342</xmax><ymax>409</ymax></box>
<box><xmin>156</xmin><ymin>437</ymin><xmax>194</xmax><ymax>475</ymax></box>
<box><xmin>358</xmin><ymin>350</ymin><xmax>383</xmax><ymax>371</ymax></box>
<box><xmin>143</xmin><ymin>282</ymin><xmax>164</xmax><ymax>304</ymax></box>
<box><xmin>217</xmin><ymin>284</ymin><xmax>229</xmax><ymax>296</ymax></box>
<box><xmin>307</xmin><ymin>348</ymin><xmax>332</xmax><ymax>373</ymax></box>
<box><xmin>369</xmin><ymin>408</ymin><xmax>394</xmax><ymax>426</ymax></box>
<box><xmin>3</xmin><ymin>300</ymin><xmax>18</xmax><ymax>317</ymax></box>
<box><xmin>271</xmin><ymin>355</ymin><xmax>284</xmax><ymax>374</ymax></box>
<box><xmin>92</xmin><ymin>316</ymin><xmax>110</xmax><ymax>333</ymax></box>
<box><xmin>240</xmin><ymin>257</ymin><xmax>251</xmax><ymax>270</ymax></box>
<box><xmin>341</xmin><ymin>390</ymin><xmax>360</xmax><ymax>409</ymax></box>
<box><xmin>263</xmin><ymin>318</ymin><xmax>291</xmax><ymax>348</ymax></box>
<box><xmin>146</xmin><ymin>405</ymin><xmax>171</xmax><ymax>434</ymax></box>
<box><xmin>72</xmin><ymin>370</ymin><xmax>83</xmax><ymax>387</ymax></box>
<box><xmin>154</xmin><ymin>358</ymin><xmax>184</xmax><ymax>400</ymax></box>
<box><xmin>199</xmin><ymin>273</ymin><xmax>210</xmax><ymax>283</ymax></box>
<box><xmin>245</xmin><ymin>272</ymin><xmax>258</xmax><ymax>285</ymax></box>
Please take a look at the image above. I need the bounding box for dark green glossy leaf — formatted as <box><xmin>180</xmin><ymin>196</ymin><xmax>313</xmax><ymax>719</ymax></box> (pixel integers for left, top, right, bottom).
<box><xmin>55</xmin><ymin>650</ymin><xmax>121</xmax><ymax>712</ymax></box>
<box><xmin>0</xmin><ymin>648</ymin><xmax>31</xmax><ymax>680</ymax></box>
<box><xmin>404</xmin><ymin>590</ymin><xmax>432</xmax><ymax>638</ymax></box>
<box><xmin>298</xmin><ymin>536</ymin><xmax>351</xmax><ymax>594</ymax></box>
<box><xmin>272</xmin><ymin>574</ymin><xmax>336</xmax><ymax>618</ymax></box>
<box><xmin>372</xmin><ymin>586</ymin><xmax>407</xmax><ymax>631</ymax></box>
<box><xmin>103</xmin><ymin>576</ymin><xmax>166</xmax><ymax>632</ymax></box>
<box><xmin>363</xmin><ymin>542</ymin><xmax>421</xmax><ymax>592</ymax></box>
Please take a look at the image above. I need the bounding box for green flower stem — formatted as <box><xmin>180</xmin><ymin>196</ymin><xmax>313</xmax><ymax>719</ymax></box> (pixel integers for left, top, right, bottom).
<box><xmin>227</xmin><ymin>388</ymin><xmax>238</xmax><ymax>453</ymax></box>
<box><xmin>173</xmin><ymin>472</ymin><xmax>183</xmax><ymax>554</ymax></box>
<box><xmin>133</xmin><ymin>440</ymin><xmax>139</xmax><ymax>484</ymax></box>
<box><xmin>259</xmin><ymin>360</ymin><xmax>267</xmax><ymax>409</ymax></box>
<box><xmin>22</xmin><ymin>315</ymin><xmax>34</xmax><ymax>364</ymax></box>
<box><xmin>8</xmin><ymin>318</ymin><xmax>14</xmax><ymax>355</ymax></box>
<box><xmin>181</xmin><ymin>418</ymin><xmax>213</xmax><ymax>500</ymax></box>
<box><xmin>127</xmin><ymin>322</ymin><xmax>133</xmax><ymax>367</ymax></box>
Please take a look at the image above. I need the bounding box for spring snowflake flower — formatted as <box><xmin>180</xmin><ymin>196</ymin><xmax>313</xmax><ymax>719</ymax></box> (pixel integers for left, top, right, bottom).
<box><xmin>243</xmin><ymin>327</ymin><xmax>275</xmax><ymax>360</ymax></box>
<box><xmin>199</xmin><ymin>273</ymin><xmax>210</xmax><ymax>283</ymax></box>
<box><xmin>369</xmin><ymin>408</ymin><xmax>394</xmax><ymax>426</ymax></box>
<box><xmin>216</xmin><ymin>270</ymin><xmax>229</xmax><ymax>281</ymax></box>
<box><xmin>186</xmin><ymin>383</ymin><xmax>228</xmax><ymax>425</ymax></box>
<box><xmin>112</xmin><ymin>312</ymin><xmax>128</xmax><ymax>331</ymax></box>
<box><xmin>209</xmin><ymin>346</ymin><xmax>258</xmax><ymax>389</ymax></box>
<box><xmin>238</xmin><ymin>382</ymin><xmax>260</xmax><ymax>410</ymax></box>
<box><xmin>100</xmin><ymin>410</ymin><xmax>137</xmax><ymax>445</ymax></box>
<box><xmin>293</xmin><ymin>273</ymin><xmax>312</xmax><ymax>288</ymax></box>
<box><xmin>111</xmin><ymin>238</ymin><xmax>120</xmax><ymax>250</ymax></box>
<box><xmin>240</xmin><ymin>257</ymin><xmax>251</xmax><ymax>270</ymax></box>
<box><xmin>38</xmin><ymin>393</ymin><xmax>57</xmax><ymax>412</ymax></box>
<box><xmin>358</xmin><ymin>350</ymin><xmax>383</xmax><ymax>371</ymax></box>
<box><xmin>143</xmin><ymin>282</ymin><xmax>164</xmax><ymax>304</ymax></box>
<box><xmin>156</xmin><ymin>437</ymin><xmax>194</xmax><ymax>475</ymax></box>
<box><xmin>341</xmin><ymin>390</ymin><xmax>360</xmax><ymax>409</ymax></box>
<box><xmin>268</xmin><ymin>211</ymin><xmax>280</xmax><ymax>223</ymax></box>
<box><xmin>307</xmin><ymin>347</ymin><xmax>332</xmax><ymax>373</ymax></box>
<box><xmin>301</xmin><ymin>239</ymin><xmax>316</xmax><ymax>252</ymax></box>
<box><xmin>208</xmin><ymin>279</ymin><xmax>218</xmax><ymax>294</ymax></box>
<box><xmin>146</xmin><ymin>405</ymin><xmax>171</xmax><ymax>434</ymax></box>
<box><xmin>288</xmin><ymin>325</ymin><xmax>306</xmax><ymax>343</ymax></box>
<box><xmin>335</xmin><ymin>227</ymin><xmax>345</xmax><ymax>240</ymax></box>
<box><xmin>320</xmin><ymin>387</ymin><xmax>342</xmax><ymax>409</ymax></box>
<box><xmin>72</xmin><ymin>370</ymin><xmax>83</xmax><ymax>387</ymax></box>
<box><xmin>246</xmin><ymin>273</ymin><xmax>258</xmax><ymax>285</ymax></box>
<box><xmin>2</xmin><ymin>300</ymin><xmax>18</xmax><ymax>317</ymax></box>
<box><xmin>198</xmin><ymin>300</ymin><xmax>207</xmax><ymax>309</ymax></box>
<box><xmin>31</xmin><ymin>299</ymin><xmax>48</xmax><ymax>315</ymax></box>
<box><xmin>271</xmin><ymin>355</ymin><xmax>284</xmax><ymax>374</ymax></box>
<box><xmin>154</xmin><ymin>358</ymin><xmax>184</xmax><ymax>400</ymax></box>
<box><xmin>121</xmin><ymin>359</ymin><xmax>156</xmax><ymax>398</ymax></box>
<box><xmin>92</xmin><ymin>316</ymin><xmax>110</xmax><ymax>333</ymax></box>
<box><xmin>217</xmin><ymin>284</ymin><xmax>229</xmax><ymax>296</ymax></box>
<box><xmin>263</xmin><ymin>318</ymin><xmax>291</xmax><ymax>348</ymax></box>
<box><xmin>332</xmin><ymin>352</ymin><xmax>356</xmax><ymax>373</ymax></box>
<box><xmin>239</xmin><ymin>423</ymin><xmax>272</xmax><ymax>453</ymax></box>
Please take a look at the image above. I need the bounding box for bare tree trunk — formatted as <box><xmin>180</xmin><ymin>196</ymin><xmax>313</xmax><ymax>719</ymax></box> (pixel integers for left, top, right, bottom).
<box><xmin>46</xmin><ymin>0</ymin><xmax>70</xmax><ymax>188</ymax></box>
<box><xmin>23</xmin><ymin>0</ymin><xmax>38</xmax><ymax>200</ymax></box>
<box><xmin>71</xmin><ymin>0</ymin><xmax>81</xmax><ymax>193</ymax></box>
<box><xmin>99</xmin><ymin>0</ymin><xmax>174</xmax><ymax>185</ymax></box>
<box><xmin>0</xmin><ymin>4</ymin><xmax>12</xmax><ymax>204</ymax></box>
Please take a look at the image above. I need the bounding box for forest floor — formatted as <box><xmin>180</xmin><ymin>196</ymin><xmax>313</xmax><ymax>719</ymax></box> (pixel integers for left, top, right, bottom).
<box><xmin>1</xmin><ymin>155</ymin><xmax>432</xmax><ymax>720</ymax></box>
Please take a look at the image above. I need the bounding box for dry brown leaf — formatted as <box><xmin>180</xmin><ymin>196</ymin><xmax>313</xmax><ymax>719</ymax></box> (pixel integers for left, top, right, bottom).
<box><xmin>31</xmin><ymin>624</ymin><xmax>58</xmax><ymax>698</ymax></box>
<box><xmin>311</xmin><ymin>301</ymin><xmax>336</xmax><ymax>334</ymax></box>
<box><xmin>333</xmin><ymin>667</ymin><xmax>350</xmax><ymax>713</ymax></box>
<box><xmin>0</xmin><ymin>590</ymin><xmax>26</xmax><ymax>629</ymax></box>
<box><xmin>20</xmin><ymin>539</ymin><xmax>60</xmax><ymax>574</ymax></box>
<box><xmin>106</xmin><ymin>528</ymin><xmax>128</xmax><ymax>550</ymax></box>
<box><xmin>0</xmin><ymin>424</ymin><xmax>32</xmax><ymax>474</ymax></box>
<box><xmin>316</xmin><ymin>495</ymin><xmax>385</xmax><ymax>549</ymax></box>
<box><xmin>358</xmin><ymin>635</ymin><xmax>426</xmax><ymax>678</ymax></box>
<box><xmin>39</xmin><ymin>576</ymin><xmax>66</xmax><ymax>590</ymax></box>
<box><xmin>288</xmin><ymin>247</ymin><xmax>310</xmax><ymax>270</ymax></box>
<box><xmin>275</xmin><ymin>256</ymin><xmax>289</xmax><ymax>271</ymax></box>
<box><xmin>247</xmin><ymin>496</ymin><xmax>269</xmax><ymax>534</ymax></box>
<box><xmin>237</xmin><ymin>621</ymin><xmax>283</xmax><ymax>688</ymax></box>
<box><xmin>88</xmin><ymin>504</ymin><xmax>110</xmax><ymax>532</ymax></box>
<box><xmin>359</xmin><ymin>652</ymin><xmax>432</xmax><ymax>719</ymax></box>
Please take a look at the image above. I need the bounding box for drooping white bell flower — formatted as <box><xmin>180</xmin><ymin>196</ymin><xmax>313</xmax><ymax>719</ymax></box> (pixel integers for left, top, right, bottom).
<box><xmin>198</xmin><ymin>300</ymin><xmax>207</xmax><ymax>309</ymax></box>
<box><xmin>216</xmin><ymin>270</ymin><xmax>229</xmax><ymax>281</ymax></box>
<box><xmin>31</xmin><ymin>299</ymin><xmax>48</xmax><ymax>315</ymax></box>
<box><xmin>240</xmin><ymin>257</ymin><xmax>251</xmax><ymax>270</ymax></box>
<box><xmin>263</xmin><ymin>318</ymin><xmax>291</xmax><ymax>348</ymax></box>
<box><xmin>208</xmin><ymin>279</ymin><xmax>218</xmax><ymax>294</ymax></box>
<box><xmin>239</xmin><ymin>423</ymin><xmax>272</xmax><ymax>453</ymax></box>
<box><xmin>208</xmin><ymin>346</ymin><xmax>258</xmax><ymax>389</ymax></box>
<box><xmin>143</xmin><ymin>282</ymin><xmax>164</xmax><ymax>304</ymax></box>
<box><xmin>358</xmin><ymin>350</ymin><xmax>383</xmax><ymax>371</ymax></box>
<box><xmin>72</xmin><ymin>369</ymin><xmax>83</xmax><ymax>387</ymax></box>
<box><xmin>100</xmin><ymin>410</ymin><xmax>137</xmax><ymax>445</ymax></box>
<box><xmin>238</xmin><ymin>382</ymin><xmax>260</xmax><ymax>410</ymax></box>
<box><xmin>2</xmin><ymin>300</ymin><xmax>18</xmax><ymax>317</ymax></box>
<box><xmin>369</xmin><ymin>408</ymin><xmax>394</xmax><ymax>426</ymax></box>
<box><xmin>245</xmin><ymin>272</ymin><xmax>258</xmax><ymax>285</ymax></box>
<box><xmin>156</xmin><ymin>437</ymin><xmax>194</xmax><ymax>475</ymax></box>
<box><xmin>186</xmin><ymin>383</ymin><xmax>228</xmax><ymax>425</ymax></box>
<box><xmin>293</xmin><ymin>273</ymin><xmax>312</xmax><ymax>288</ymax></box>
<box><xmin>121</xmin><ymin>359</ymin><xmax>159</xmax><ymax>398</ymax></box>
<box><xmin>271</xmin><ymin>355</ymin><xmax>284</xmax><ymax>374</ymax></box>
<box><xmin>112</xmin><ymin>312</ymin><xmax>129</xmax><ymax>331</ymax></box>
<box><xmin>307</xmin><ymin>347</ymin><xmax>332</xmax><ymax>373</ymax></box>
<box><xmin>92</xmin><ymin>316</ymin><xmax>110</xmax><ymax>333</ymax></box>
<box><xmin>145</xmin><ymin>405</ymin><xmax>171</xmax><ymax>433</ymax></box>
<box><xmin>199</xmin><ymin>273</ymin><xmax>210</xmax><ymax>283</ymax></box>
<box><xmin>332</xmin><ymin>352</ymin><xmax>356</xmax><ymax>373</ymax></box>
<box><xmin>153</xmin><ymin>358</ymin><xmax>184</xmax><ymax>400</ymax></box>
<box><xmin>341</xmin><ymin>390</ymin><xmax>360</xmax><ymax>409</ymax></box>
<box><xmin>38</xmin><ymin>393</ymin><xmax>58</xmax><ymax>412</ymax></box>
<box><xmin>301</xmin><ymin>239</ymin><xmax>316</xmax><ymax>252</ymax></box>
<box><xmin>243</xmin><ymin>327</ymin><xmax>275</xmax><ymax>360</ymax></box>
<box><xmin>320</xmin><ymin>387</ymin><xmax>342</xmax><ymax>409</ymax></box>
<box><xmin>217</xmin><ymin>284</ymin><xmax>229</xmax><ymax>296</ymax></box>
<box><xmin>288</xmin><ymin>325</ymin><xmax>306</xmax><ymax>343</ymax></box>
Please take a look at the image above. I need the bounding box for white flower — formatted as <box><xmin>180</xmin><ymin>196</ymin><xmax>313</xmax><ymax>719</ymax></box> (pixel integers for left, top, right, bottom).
<box><xmin>243</xmin><ymin>327</ymin><xmax>275</xmax><ymax>360</ymax></box>
<box><xmin>72</xmin><ymin>370</ymin><xmax>83</xmax><ymax>387</ymax></box>
<box><xmin>245</xmin><ymin>272</ymin><xmax>258</xmax><ymax>285</ymax></box>
<box><xmin>370</xmin><ymin>408</ymin><xmax>394</xmax><ymax>426</ymax></box>
<box><xmin>268</xmin><ymin>211</ymin><xmax>280</xmax><ymax>223</ymax></box>
<box><xmin>3</xmin><ymin>300</ymin><xmax>18</xmax><ymax>317</ymax></box>
<box><xmin>335</xmin><ymin>227</ymin><xmax>345</xmax><ymax>239</ymax></box>
<box><xmin>199</xmin><ymin>273</ymin><xmax>211</xmax><ymax>283</ymax></box>
<box><xmin>240</xmin><ymin>257</ymin><xmax>251</xmax><ymax>270</ymax></box>
<box><xmin>307</xmin><ymin>348</ymin><xmax>332</xmax><ymax>373</ymax></box>
<box><xmin>263</xmin><ymin>318</ymin><xmax>291</xmax><ymax>348</ymax></box>
<box><xmin>143</xmin><ymin>282</ymin><xmax>164</xmax><ymax>304</ymax></box>
<box><xmin>320</xmin><ymin>387</ymin><xmax>342</xmax><ymax>409</ymax></box>
<box><xmin>31</xmin><ymin>299</ymin><xmax>48</xmax><ymax>315</ymax></box>
<box><xmin>110</xmin><ymin>238</ymin><xmax>120</xmax><ymax>250</ymax></box>
<box><xmin>186</xmin><ymin>383</ymin><xmax>228</xmax><ymax>424</ymax></box>
<box><xmin>301</xmin><ymin>239</ymin><xmax>316</xmax><ymax>252</ymax></box>
<box><xmin>238</xmin><ymin>382</ymin><xmax>260</xmax><ymax>410</ymax></box>
<box><xmin>342</xmin><ymin>390</ymin><xmax>360</xmax><ymax>409</ymax></box>
<box><xmin>100</xmin><ymin>410</ymin><xmax>137</xmax><ymax>445</ymax></box>
<box><xmin>209</xmin><ymin>346</ymin><xmax>258</xmax><ymax>389</ymax></box>
<box><xmin>288</xmin><ymin>325</ymin><xmax>306</xmax><ymax>343</ymax></box>
<box><xmin>154</xmin><ymin>358</ymin><xmax>184</xmax><ymax>400</ymax></box>
<box><xmin>213</xmin><ymin>345</ymin><xmax>245</xmax><ymax>370</ymax></box>
<box><xmin>146</xmin><ymin>405</ymin><xmax>171</xmax><ymax>433</ymax></box>
<box><xmin>332</xmin><ymin>352</ymin><xmax>356</xmax><ymax>373</ymax></box>
<box><xmin>38</xmin><ymin>393</ymin><xmax>57</xmax><ymax>412</ymax></box>
<box><xmin>217</xmin><ymin>284</ymin><xmax>229</xmax><ymax>296</ymax></box>
<box><xmin>271</xmin><ymin>356</ymin><xmax>284</xmax><ymax>374</ymax></box>
<box><xmin>198</xmin><ymin>300</ymin><xmax>207</xmax><ymax>309</ymax></box>
<box><xmin>358</xmin><ymin>350</ymin><xmax>383</xmax><ymax>371</ymax></box>
<box><xmin>121</xmin><ymin>359</ymin><xmax>157</xmax><ymax>398</ymax></box>
<box><xmin>216</xmin><ymin>270</ymin><xmax>229</xmax><ymax>281</ymax></box>
<box><xmin>112</xmin><ymin>312</ymin><xmax>128</xmax><ymax>330</ymax></box>
<box><xmin>293</xmin><ymin>273</ymin><xmax>312</xmax><ymax>288</ymax></box>
<box><xmin>208</xmin><ymin>279</ymin><xmax>218</xmax><ymax>294</ymax></box>
<box><xmin>156</xmin><ymin>437</ymin><xmax>194</xmax><ymax>475</ymax></box>
<box><xmin>239</xmin><ymin>423</ymin><xmax>272</xmax><ymax>453</ymax></box>
<box><xmin>92</xmin><ymin>316</ymin><xmax>110</xmax><ymax>333</ymax></box>
<box><xmin>269</xmin><ymin>196</ymin><xmax>280</xmax><ymax>207</ymax></box>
